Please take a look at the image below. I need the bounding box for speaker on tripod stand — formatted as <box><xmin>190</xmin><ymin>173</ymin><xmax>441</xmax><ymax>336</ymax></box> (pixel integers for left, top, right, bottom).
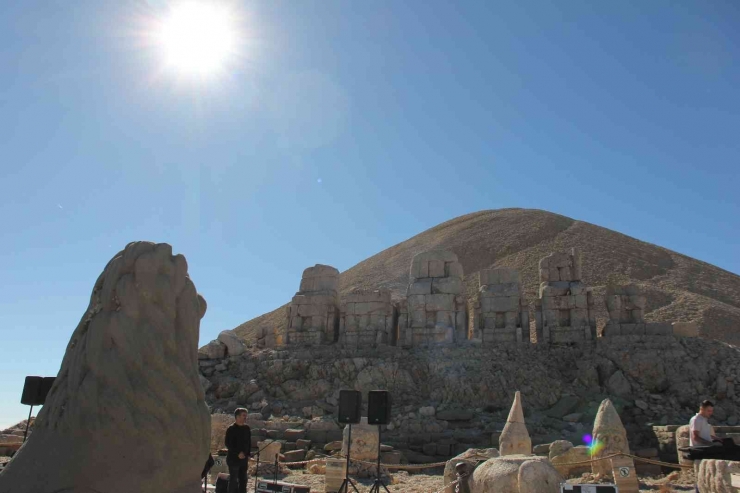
<box><xmin>367</xmin><ymin>390</ymin><xmax>392</xmax><ymax>493</ymax></box>
<box><xmin>337</xmin><ymin>390</ymin><xmax>362</xmax><ymax>493</ymax></box>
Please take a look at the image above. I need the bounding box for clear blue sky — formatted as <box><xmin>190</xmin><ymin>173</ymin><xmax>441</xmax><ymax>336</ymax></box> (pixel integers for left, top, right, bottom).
<box><xmin>1</xmin><ymin>0</ymin><xmax>738</xmax><ymax>428</ymax></box>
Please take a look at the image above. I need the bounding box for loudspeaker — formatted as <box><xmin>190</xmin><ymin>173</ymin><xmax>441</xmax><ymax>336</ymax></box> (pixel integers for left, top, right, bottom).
<box><xmin>38</xmin><ymin>377</ymin><xmax>55</xmax><ymax>405</ymax></box>
<box><xmin>20</xmin><ymin>376</ymin><xmax>56</xmax><ymax>406</ymax></box>
<box><xmin>367</xmin><ymin>390</ymin><xmax>391</xmax><ymax>425</ymax></box>
<box><xmin>21</xmin><ymin>376</ymin><xmax>42</xmax><ymax>405</ymax></box>
<box><xmin>337</xmin><ymin>390</ymin><xmax>362</xmax><ymax>424</ymax></box>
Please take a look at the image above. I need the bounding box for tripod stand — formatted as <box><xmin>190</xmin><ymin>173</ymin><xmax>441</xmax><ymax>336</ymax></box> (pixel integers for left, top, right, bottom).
<box><xmin>368</xmin><ymin>424</ymin><xmax>390</xmax><ymax>493</ymax></box>
<box><xmin>338</xmin><ymin>424</ymin><xmax>360</xmax><ymax>493</ymax></box>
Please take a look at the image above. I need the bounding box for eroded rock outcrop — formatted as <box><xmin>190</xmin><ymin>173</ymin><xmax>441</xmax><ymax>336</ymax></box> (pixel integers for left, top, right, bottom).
<box><xmin>0</xmin><ymin>242</ymin><xmax>210</xmax><ymax>493</ymax></box>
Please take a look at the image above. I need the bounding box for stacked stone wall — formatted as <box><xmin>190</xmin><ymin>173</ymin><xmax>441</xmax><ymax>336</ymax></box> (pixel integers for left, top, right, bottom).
<box><xmin>339</xmin><ymin>290</ymin><xmax>397</xmax><ymax>348</ymax></box>
<box><xmin>535</xmin><ymin>248</ymin><xmax>597</xmax><ymax>343</ymax></box>
<box><xmin>603</xmin><ymin>285</ymin><xmax>672</xmax><ymax>337</ymax></box>
<box><xmin>400</xmin><ymin>250</ymin><xmax>467</xmax><ymax>346</ymax></box>
<box><xmin>472</xmin><ymin>268</ymin><xmax>529</xmax><ymax>344</ymax></box>
<box><xmin>285</xmin><ymin>265</ymin><xmax>340</xmax><ymax>346</ymax></box>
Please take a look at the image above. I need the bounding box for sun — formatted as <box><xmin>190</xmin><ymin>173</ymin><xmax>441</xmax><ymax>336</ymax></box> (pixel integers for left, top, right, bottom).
<box><xmin>155</xmin><ymin>1</ymin><xmax>238</xmax><ymax>78</ymax></box>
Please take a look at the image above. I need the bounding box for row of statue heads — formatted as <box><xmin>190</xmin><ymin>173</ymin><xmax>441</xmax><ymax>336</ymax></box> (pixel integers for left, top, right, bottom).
<box><xmin>262</xmin><ymin>248</ymin><xmax>687</xmax><ymax>348</ymax></box>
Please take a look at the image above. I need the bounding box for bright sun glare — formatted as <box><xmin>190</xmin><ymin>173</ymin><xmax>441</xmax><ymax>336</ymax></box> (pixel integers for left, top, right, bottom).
<box><xmin>156</xmin><ymin>1</ymin><xmax>237</xmax><ymax>77</ymax></box>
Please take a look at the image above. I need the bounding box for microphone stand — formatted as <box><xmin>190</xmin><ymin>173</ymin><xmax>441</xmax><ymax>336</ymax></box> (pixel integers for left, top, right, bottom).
<box><xmin>253</xmin><ymin>438</ymin><xmax>279</xmax><ymax>493</ymax></box>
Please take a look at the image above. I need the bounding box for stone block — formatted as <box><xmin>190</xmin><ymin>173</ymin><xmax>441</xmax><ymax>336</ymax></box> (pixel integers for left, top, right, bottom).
<box><xmin>575</xmin><ymin>294</ymin><xmax>587</xmax><ymax>309</ymax></box>
<box><xmin>446</xmin><ymin>261</ymin><xmax>464</xmax><ymax>279</ymax></box>
<box><xmin>541</xmin><ymin>284</ymin><xmax>569</xmax><ymax>297</ymax></box>
<box><xmin>646</xmin><ymin>322</ymin><xmax>672</xmax><ymax>336</ymax></box>
<box><xmin>480</xmin><ymin>268</ymin><xmax>520</xmax><ymax>286</ymax></box>
<box><xmin>603</xmin><ymin>323</ymin><xmax>621</xmax><ymax>337</ymax></box>
<box><xmin>483</xmin><ymin>296</ymin><xmax>520</xmax><ymax>313</ymax></box>
<box><xmin>425</xmin><ymin>294</ymin><xmax>454</xmax><ymax>312</ymax></box>
<box><xmin>408</xmin><ymin>279</ymin><xmax>433</xmax><ymax>295</ymax></box>
<box><xmin>432</xmin><ymin>277</ymin><xmax>462</xmax><ymax>295</ymax></box>
<box><xmin>673</xmin><ymin>322</ymin><xmax>699</xmax><ymax>337</ymax></box>
<box><xmin>284</xmin><ymin>429</ymin><xmax>305</xmax><ymax>441</ymax></box>
<box><xmin>408</xmin><ymin>295</ymin><xmax>426</xmax><ymax>310</ymax></box>
<box><xmin>428</xmin><ymin>260</ymin><xmax>446</xmax><ymax>278</ymax></box>
<box><xmin>283</xmin><ymin>449</ymin><xmax>305</xmax><ymax>462</ymax></box>
<box><xmin>480</xmin><ymin>283</ymin><xmax>520</xmax><ymax>297</ymax></box>
<box><xmin>306</xmin><ymin>430</ymin><xmax>327</xmax><ymax>443</ymax></box>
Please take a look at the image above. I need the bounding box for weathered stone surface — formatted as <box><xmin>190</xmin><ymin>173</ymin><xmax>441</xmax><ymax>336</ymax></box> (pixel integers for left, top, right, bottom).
<box><xmin>697</xmin><ymin>458</ymin><xmax>740</xmax><ymax>493</ymax></box>
<box><xmin>550</xmin><ymin>443</ymin><xmax>590</xmax><ymax>477</ymax></box>
<box><xmin>0</xmin><ymin>242</ymin><xmax>210</xmax><ymax>493</ymax></box>
<box><xmin>199</xmin><ymin>340</ymin><xmax>227</xmax><ymax>360</ymax></box>
<box><xmin>499</xmin><ymin>391</ymin><xmax>531</xmax><ymax>456</ymax></box>
<box><xmin>673</xmin><ymin>322</ymin><xmax>699</xmax><ymax>337</ymax></box>
<box><xmin>474</xmin><ymin>268</ymin><xmax>528</xmax><ymax>345</ymax></box>
<box><xmin>591</xmin><ymin>398</ymin><xmax>630</xmax><ymax>476</ymax></box>
<box><xmin>283</xmin><ymin>449</ymin><xmax>306</xmax><ymax>462</ymax></box>
<box><xmin>401</xmin><ymin>249</ymin><xmax>467</xmax><ymax>346</ymax></box>
<box><xmin>201</xmin><ymin>336</ymin><xmax>740</xmax><ymax>470</ymax></box>
<box><xmin>534</xmin><ymin>249</ymin><xmax>595</xmax><ymax>343</ymax></box>
<box><xmin>443</xmin><ymin>448</ymin><xmax>499</xmax><ymax>493</ymax></box>
<box><xmin>436</xmin><ymin>409</ymin><xmax>474</xmax><ymax>421</ymax></box>
<box><xmin>217</xmin><ymin>330</ymin><xmax>246</xmax><ymax>357</ymax></box>
<box><xmin>339</xmin><ymin>289</ymin><xmax>396</xmax><ymax>348</ymax></box>
<box><xmin>341</xmin><ymin>417</ymin><xmax>379</xmax><ymax>461</ymax></box>
<box><xmin>257</xmin><ymin>440</ymin><xmax>282</xmax><ymax>461</ymax></box>
<box><xmin>468</xmin><ymin>455</ymin><xmax>562</xmax><ymax>493</ymax></box>
<box><xmin>607</xmin><ymin>370</ymin><xmax>632</xmax><ymax>397</ymax></box>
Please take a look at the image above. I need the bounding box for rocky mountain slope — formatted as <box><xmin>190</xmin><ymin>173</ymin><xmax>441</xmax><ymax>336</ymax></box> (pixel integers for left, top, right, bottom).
<box><xmin>233</xmin><ymin>208</ymin><xmax>740</xmax><ymax>345</ymax></box>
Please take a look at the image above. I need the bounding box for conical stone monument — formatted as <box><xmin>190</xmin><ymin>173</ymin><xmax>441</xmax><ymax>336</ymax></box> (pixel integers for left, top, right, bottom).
<box><xmin>0</xmin><ymin>242</ymin><xmax>211</xmax><ymax>493</ymax></box>
<box><xmin>499</xmin><ymin>391</ymin><xmax>532</xmax><ymax>456</ymax></box>
<box><xmin>591</xmin><ymin>398</ymin><xmax>630</xmax><ymax>476</ymax></box>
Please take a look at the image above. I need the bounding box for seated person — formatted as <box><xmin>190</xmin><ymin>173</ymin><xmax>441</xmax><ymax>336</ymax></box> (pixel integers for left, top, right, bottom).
<box><xmin>689</xmin><ymin>400</ymin><xmax>719</xmax><ymax>446</ymax></box>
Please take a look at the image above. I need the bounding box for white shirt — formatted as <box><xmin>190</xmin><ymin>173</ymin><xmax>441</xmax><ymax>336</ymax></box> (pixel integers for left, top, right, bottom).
<box><xmin>689</xmin><ymin>413</ymin><xmax>712</xmax><ymax>446</ymax></box>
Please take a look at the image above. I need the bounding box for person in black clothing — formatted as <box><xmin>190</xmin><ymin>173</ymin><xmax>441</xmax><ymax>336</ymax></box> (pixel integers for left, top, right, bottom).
<box><xmin>225</xmin><ymin>408</ymin><xmax>251</xmax><ymax>493</ymax></box>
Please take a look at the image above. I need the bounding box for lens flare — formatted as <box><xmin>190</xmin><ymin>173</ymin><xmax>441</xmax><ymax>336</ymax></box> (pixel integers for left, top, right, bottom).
<box><xmin>584</xmin><ymin>435</ymin><xmax>604</xmax><ymax>456</ymax></box>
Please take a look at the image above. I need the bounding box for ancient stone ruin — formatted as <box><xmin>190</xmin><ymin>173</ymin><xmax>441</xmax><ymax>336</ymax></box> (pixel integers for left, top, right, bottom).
<box><xmin>471</xmin><ymin>268</ymin><xmax>530</xmax><ymax>344</ymax></box>
<box><xmin>339</xmin><ymin>290</ymin><xmax>397</xmax><ymax>348</ymax></box>
<box><xmin>397</xmin><ymin>250</ymin><xmax>467</xmax><ymax>347</ymax></box>
<box><xmin>0</xmin><ymin>242</ymin><xmax>210</xmax><ymax>493</ymax></box>
<box><xmin>227</xmin><ymin>247</ymin><xmax>696</xmax><ymax>352</ymax></box>
<box><xmin>603</xmin><ymin>284</ymin><xmax>673</xmax><ymax>337</ymax></box>
<box><xmin>534</xmin><ymin>248</ymin><xmax>597</xmax><ymax>344</ymax></box>
<box><xmin>285</xmin><ymin>264</ymin><xmax>340</xmax><ymax>345</ymax></box>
